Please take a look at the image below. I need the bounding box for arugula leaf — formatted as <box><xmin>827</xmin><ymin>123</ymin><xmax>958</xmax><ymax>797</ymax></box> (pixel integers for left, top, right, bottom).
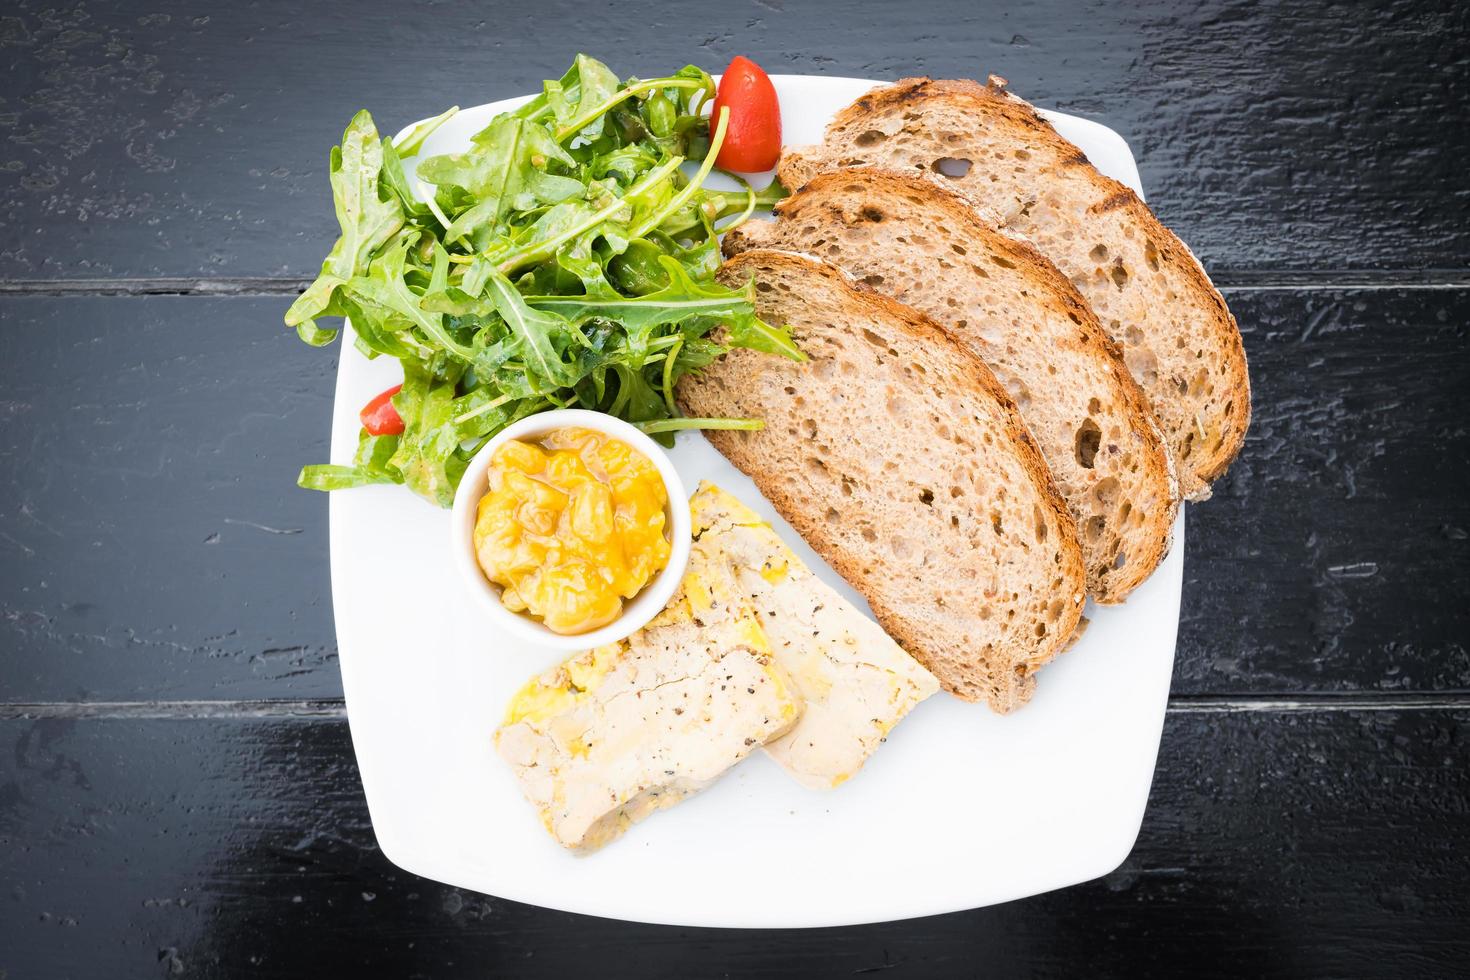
<box><xmin>479</xmin><ymin>267</ymin><xmax>582</xmax><ymax>389</ymax></box>
<box><xmin>336</xmin><ymin>291</ymin><xmax>422</xmax><ymax>361</ymax></box>
<box><xmin>486</xmin><ymin>197</ymin><xmax>633</xmax><ymax>277</ymax></box>
<box><xmin>723</xmin><ymin>303</ymin><xmax>806</xmax><ymax>361</ymax></box>
<box><xmin>378</xmin><ymin>138</ymin><xmax>428</xmax><ymax>217</ymax></box>
<box><xmin>285</xmin><ymin>111</ymin><xmax>405</xmax><ymax>344</ymax></box>
<box><xmin>544</xmin><ymin>54</ymin><xmax>621</xmax><ymax>140</ymax></box>
<box><xmin>525</xmin><ymin>256</ymin><xmax>792</xmax><ymax>351</ymax></box>
<box><xmin>297</xmin><ymin>430</ymin><xmax>402</xmax><ymax>491</ymax></box>
<box><xmin>606</xmin><ymin>362</ymin><xmax>668</xmax><ymax>423</ymax></box>
<box><xmin>417</xmin><ymin>116</ymin><xmax>576</xmax><ymax>244</ymax></box>
<box><xmin>393</xmin><ymin>105</ymin><xmax>458</xmax><ymax>157</ymax></box>
<box><xmin>386</xmin><ymin>361</ymin><xmax>470</xmax><ymax>507</ymax></box>
<box><xmin>345</xmin><ymin>233</ymin><xmax>475</xmax><ymax>360</ymax></box>
<box><xmin>591</xmin><ymin>144</ymin><xmax>659</xmax><ymax>183</ymax></box>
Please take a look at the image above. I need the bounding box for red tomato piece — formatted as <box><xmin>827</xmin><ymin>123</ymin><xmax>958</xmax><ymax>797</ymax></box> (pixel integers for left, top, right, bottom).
<box><xmin>360</xmin><ymin>384</ymin><xmax>405</xmax><ymax>436</ymax></box>
<box><xmin>709</xmin><ymin>56</ymin><xmax>782</xmax><ymax>172</ymax></box>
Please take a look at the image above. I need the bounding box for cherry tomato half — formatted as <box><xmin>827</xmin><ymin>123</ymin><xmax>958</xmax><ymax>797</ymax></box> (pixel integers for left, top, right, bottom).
<box><xmin>709</xmin><ymin>56</ymin><xmax>781</xmax><ymax>173</ymax></box>
<box><xmin>360</xmin><ymin>384</ymin><xmax>405</xmax><ymax>436</ymax></box>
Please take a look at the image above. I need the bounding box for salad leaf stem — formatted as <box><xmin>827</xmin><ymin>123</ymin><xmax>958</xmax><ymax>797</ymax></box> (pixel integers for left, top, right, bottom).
<box><xmin>424</xmin><ymin>194</ymin><xmax>454</xmax><ymax>231</ymax></box>
<box><xmin>712</xmin><ymin>177</ymin><xmax>758</xmax><ymax>234</ymax></box>
<box><xmin>393</xmin><ymin>106</ymin><xmax>459</xmax><ymax>157</ymax></box>
<box><xmin>453</xmin><ymin>392</ymin><xmax>515</xmax><ymax>426</ymax></box>
<box><xmin>636</xmin><ymin>417</ymin><xmax>764</xmax><ymax>435</ymax></box>
<box><xmin>494</xmin><ymin>194</ymin><xmax>632</xmax><ymax>276</ymax></box>
<box><xmin>554</xmin><ymin>77</ymin><xmax>710</xmax><ymax>141</ymax></box>
<box><xmin>631</xmin><ymin>107</ymin><xmax>729</xmax><ymax>238</ymax></box>
<box><xmin>660</xmin><ymin>337</ymin><xmax>683</xmax><ymax>415</ymax></box>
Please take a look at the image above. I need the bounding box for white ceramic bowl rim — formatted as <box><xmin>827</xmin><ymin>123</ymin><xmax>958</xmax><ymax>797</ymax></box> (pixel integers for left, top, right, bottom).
<box><xmin>448</xmin><ymin>409</ymin><xmax>691</xmax><ymax>653</ymax></box>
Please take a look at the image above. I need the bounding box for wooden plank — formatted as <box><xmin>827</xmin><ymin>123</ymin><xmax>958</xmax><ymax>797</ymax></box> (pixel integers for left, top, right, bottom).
<box><xmin>0</xmin><ymin>295</ymin><xmax>338</xmax><ymax>700</ymax></box>
<box><xmin>1</xmin><ymin>286</ymin><xmax>1466</xmax><ymax>701</ymax></box>
<box><xmin>0</xmin><ymin>708</ymin><xmax>1466</xmax><ymax>976</ymax></box>
<box><xmin>1179</xmin><ymin>286</ymin><xmax>1470</xmax><ymax>694</ymax></box>
<box><xmin>1</xmin><ymin>0</ymin><xmax>1466</xmax><ymax>281</ymax></box>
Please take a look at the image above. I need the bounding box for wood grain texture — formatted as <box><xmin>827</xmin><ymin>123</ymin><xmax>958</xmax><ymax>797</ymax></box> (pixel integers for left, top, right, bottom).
<box><xmin>1</xmin><ymin>709</ymin><xmax>1465</xmax><ymax>978</ymax></box>
<box><xmin>3</xmin><ymin>288</ymin><xmax>1465</xmax><ymax>701</ymax></box>
<box><xmin>0</xmin><ymin>0</ymin><xmax>1466</xmax><ymax>281</ymax></box>
<box><xmin>1179</xmin><ymin>286</ymin><xmax>1470</xmax><ymax>694</ymax></box>
<box><xmin>0</xmin><ymin>295</ymin><xmax>338</xmax><ymax>701</ymax></box>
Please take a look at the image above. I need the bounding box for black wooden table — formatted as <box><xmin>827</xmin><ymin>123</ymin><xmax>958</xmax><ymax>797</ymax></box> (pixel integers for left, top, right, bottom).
<box><xmin>2</xmin><ymin>1</ymin><xmax>1467</xmax><ymax>976</ymax></box>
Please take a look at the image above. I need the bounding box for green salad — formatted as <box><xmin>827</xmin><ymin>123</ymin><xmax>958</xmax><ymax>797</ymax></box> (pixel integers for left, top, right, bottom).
<box><xmin>286</xmin><ymin>54</ymin><xmax>797</xmax><ymax>507</ymax></box>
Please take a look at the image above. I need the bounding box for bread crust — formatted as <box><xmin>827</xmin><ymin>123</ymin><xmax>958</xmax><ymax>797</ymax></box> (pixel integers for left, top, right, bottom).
<box><xmin>678</xmin><ymin>249</ymin><xmax>1086</xmax><ymax>711</ymax></box>
<box><xmin>726</xmin><ymin>168</ymin><xmax>1178</xmax><ymax>601</ymax></box>
<box><xmin>778</xmin><ymin>76</ymin><xmax>1251</xmax><ymax>499</ymax></box>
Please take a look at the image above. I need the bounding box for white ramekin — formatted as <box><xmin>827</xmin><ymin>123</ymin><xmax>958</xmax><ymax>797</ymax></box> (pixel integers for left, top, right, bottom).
<box><xmin>449</xmin><ymin>409</ymin><xmax>691</xmax><ymax>652</ymax></box>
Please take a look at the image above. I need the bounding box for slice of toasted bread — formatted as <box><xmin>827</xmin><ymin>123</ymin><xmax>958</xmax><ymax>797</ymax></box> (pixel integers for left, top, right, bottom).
<box><xmin>779</xmin><ymin>76</ymin><xmax>1250</xmax><ymax>499</ymax></box>
<box><xmin>724</xmin><ymin>169</ymin><xmax>1178</xmax><ymax>602</ymax></box>
<box><xmin>677</xmin><ymin>249</ymin><xmax>1086</xmax><ymax>711</ymax></box>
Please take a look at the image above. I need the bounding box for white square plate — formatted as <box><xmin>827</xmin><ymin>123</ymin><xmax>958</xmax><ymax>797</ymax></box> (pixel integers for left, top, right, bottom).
<box><xmin>328</xmin><ymin>75</ymin><xmax>1182</xmax><ymax>927</ymax></box>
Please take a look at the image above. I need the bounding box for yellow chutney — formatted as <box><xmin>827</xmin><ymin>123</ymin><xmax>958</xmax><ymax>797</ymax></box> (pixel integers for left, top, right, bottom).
<box><xmin>473</xmin><ymin>427</ymin><xmax>671</xmax><ymax>635</ymax></box>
